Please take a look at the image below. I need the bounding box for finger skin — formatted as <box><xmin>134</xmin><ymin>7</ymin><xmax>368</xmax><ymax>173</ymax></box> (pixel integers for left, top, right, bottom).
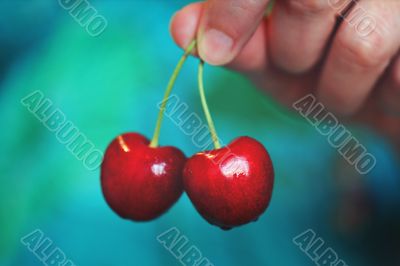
<box><xmin>197</xmin><ymin>0</ymin><xmax>270</xmax><ymax>65</ymax></box>
<box><xmin>226</xmin><ymin>19</ymin><xmax>269</xmax><ymax>73</ymax></box>
<box><xmin>317</xmin><ymin>1</ymin><xmax>400</xmax><ymax>115</ymax></box>
<box><xmin>170</xmin><ymin>2</ymin><xmax>203</xmax><ymax>55</ymax></box>
<box><xmin>170</xmin><ymin>2</ymin><xmax>269</xmax><ymax>73</ymax></box>
<box><xmin>268</xmin><ymin>0</ymin><xmax>337</xmax><ymax>73</ymax></box>
<box><xmin>170</xmin><ymin>3</ymin><xmax>316</xmax><ymax>107</ymax></box>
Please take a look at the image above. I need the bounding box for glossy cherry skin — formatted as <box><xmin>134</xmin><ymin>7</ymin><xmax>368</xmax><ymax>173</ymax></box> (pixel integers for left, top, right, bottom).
<box><xmin>101</xmin><ymin>133</ymin><xmax>186</xmax><ymax>221</ymax></box>
<box><xmin>183</xmin><ymin>136</ymin><xmax>274</xmax><ymax>229</ymax></box>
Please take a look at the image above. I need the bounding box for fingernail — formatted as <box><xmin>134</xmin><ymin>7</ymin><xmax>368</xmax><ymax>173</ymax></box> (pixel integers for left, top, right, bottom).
<box><xmin>199</xmin><ymin>29</ymin><xmax>234</xmax><ymax>65</ymax></box>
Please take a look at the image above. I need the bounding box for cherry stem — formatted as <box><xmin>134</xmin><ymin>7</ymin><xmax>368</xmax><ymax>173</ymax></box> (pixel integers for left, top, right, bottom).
<box><xmin>150</xmin><ymin>40</ymin><xmax>197</xmax><ymax>148</ymax></box>
<box><xmin>198</xmin><ymin>60</ymin><xmax>221</xmax><ymax>149</ymax></box>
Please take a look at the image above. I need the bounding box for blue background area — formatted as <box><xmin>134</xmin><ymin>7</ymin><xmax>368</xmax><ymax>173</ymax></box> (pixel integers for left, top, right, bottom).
<box><xmin>0</xmin><ymin>1</ymin><xmax>399</xmax><ymax>265</ymax></box>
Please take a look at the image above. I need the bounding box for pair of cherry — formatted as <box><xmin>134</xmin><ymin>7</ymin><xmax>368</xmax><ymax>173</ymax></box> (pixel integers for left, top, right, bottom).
<box><xmin>100</xmin><ymin>41</ymin><xmax>274</xmax><ymax>230</ymax></box>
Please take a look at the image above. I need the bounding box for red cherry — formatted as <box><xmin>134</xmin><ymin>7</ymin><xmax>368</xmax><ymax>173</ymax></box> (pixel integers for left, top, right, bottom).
<box><xmin>101</xmin><ymin>133</ymin><xmax>186</xmax><ymax>221</ymax></box>
<box><xmin>183</xmin><ymin>136</ymin><xmax>274</xmax><ymax>230</ymax></box>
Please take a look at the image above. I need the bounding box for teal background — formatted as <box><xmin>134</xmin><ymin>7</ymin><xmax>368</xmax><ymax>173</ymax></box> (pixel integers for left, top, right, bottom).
<box><xmin>1</xmin><ymin>1</ymin><xmax>399</xmax><ymax>265</ymax></box>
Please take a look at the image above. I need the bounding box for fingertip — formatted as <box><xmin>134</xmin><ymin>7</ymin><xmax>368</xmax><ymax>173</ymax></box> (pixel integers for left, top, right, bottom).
<box><xmin>196</xmin><ymin>0</ymin><xmax>270</xmax><ymax>66</ymax></box>
<box><xmin>169</xmin><ymin>2</ymin><xmax>203</xmax><ymax>50</ymax></box>
<box><xmin>169</xmin><ymin>10</ymin><xmax>187</xmax><ymax>49</ymax></box>
<box><xmin>198</xmin><ymin>29</ymin><xmax>235</xmax><ymax>66</ymax></box>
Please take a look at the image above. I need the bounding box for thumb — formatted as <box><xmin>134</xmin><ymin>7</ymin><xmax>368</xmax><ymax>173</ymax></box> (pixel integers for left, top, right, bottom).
<box><xmin>198</xmin><ymin>0</ymin><xmax>270</xmax><ymax>65</ymax></box>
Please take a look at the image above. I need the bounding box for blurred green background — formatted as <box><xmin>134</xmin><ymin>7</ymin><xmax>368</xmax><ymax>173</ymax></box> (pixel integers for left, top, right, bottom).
<box><xmin>0</xmin><ymin>1</ymin><xmax>399</xmax><ymax>265</ymax></box>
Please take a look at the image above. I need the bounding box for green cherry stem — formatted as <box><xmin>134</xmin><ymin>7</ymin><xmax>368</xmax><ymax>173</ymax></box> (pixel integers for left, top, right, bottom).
<box><xmin>198</xmin><ymin>60</ymin><xmax>221</xmax><ymax>149</ymax></box>
<box><xmin>150</xmin><ymin>40</ymin><xmax>197</xmax><ymax>148</ymax></box>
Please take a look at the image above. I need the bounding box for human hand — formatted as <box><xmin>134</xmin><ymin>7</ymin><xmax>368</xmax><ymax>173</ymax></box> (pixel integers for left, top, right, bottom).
<box><xmin>170</xmin><ymin>0</ymin><xmax>400</xmax><ymax>148</ymax></box>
